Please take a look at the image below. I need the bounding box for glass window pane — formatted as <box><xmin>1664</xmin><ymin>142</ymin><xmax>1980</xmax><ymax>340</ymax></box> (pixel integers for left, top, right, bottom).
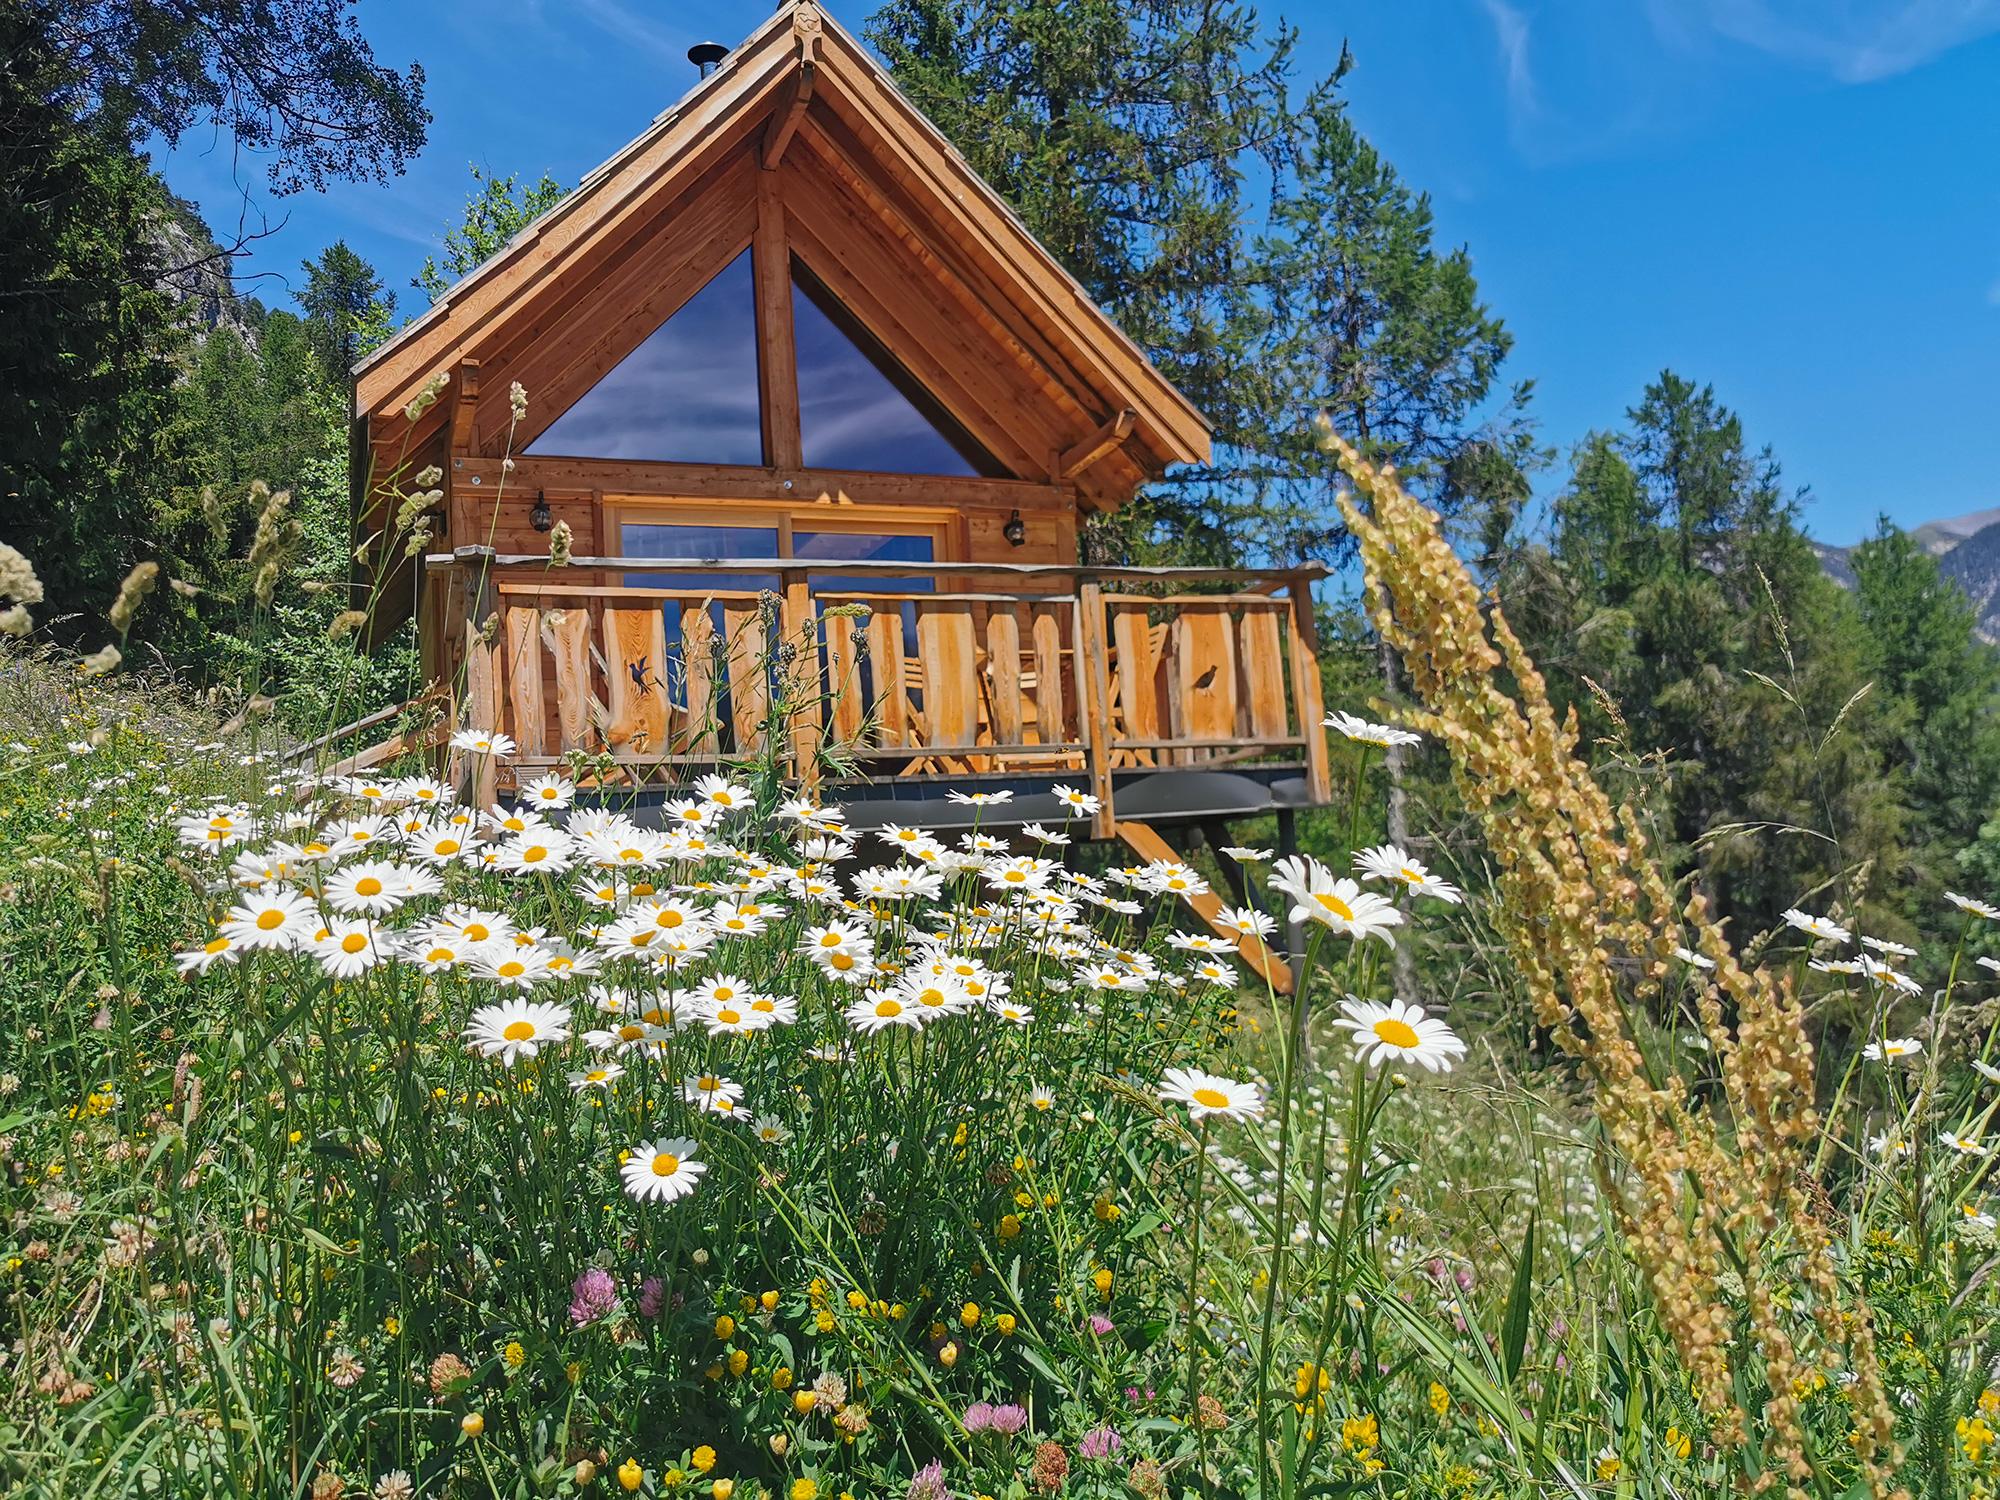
<box><xmin>794</xmin><ymin>530</ymin><xmax>934</xmax><ymax>595</ymax></box>
<box><xmin>621</xmin><ymin>522</ymin><xmax>778</xmax><ymax>594</ymax></box>
<box><xmin>793</xmin><ymin>264</ymin><xmax>1003</xmax><ymax>477</ymax></box>
<box><xmin>528</xmin><ymin>251</ymin><xmax>763</xmax><ymax>464</ymax></box>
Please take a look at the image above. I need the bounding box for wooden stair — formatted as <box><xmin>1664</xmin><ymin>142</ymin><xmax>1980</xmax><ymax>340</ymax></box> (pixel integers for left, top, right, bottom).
<box><xmin>1115</xmin><ymin>820</ymin><xmax>1292</xmax><ymax>995</ymax></box>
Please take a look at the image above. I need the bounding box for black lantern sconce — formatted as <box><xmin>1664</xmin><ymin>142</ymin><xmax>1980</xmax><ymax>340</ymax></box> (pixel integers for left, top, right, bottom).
<box><xmin>529</xmin><ymin>490</ymin><xmax>553</xmax><ymax>532</ymax></box>
<box><xmin>1003</xmin><ymin>509</ymin><xmax>1026</xmax><ymax>547</ymax></box>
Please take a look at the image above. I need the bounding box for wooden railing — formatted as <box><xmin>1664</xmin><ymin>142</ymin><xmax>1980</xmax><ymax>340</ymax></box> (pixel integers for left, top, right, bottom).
<box><xmin>421</xmin><ymin>548</ymin><xmax>1332</xmax><ymax>834</ymax></box>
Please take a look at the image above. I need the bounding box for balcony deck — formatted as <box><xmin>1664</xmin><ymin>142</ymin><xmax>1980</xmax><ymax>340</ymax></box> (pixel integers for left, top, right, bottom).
<box><xmin>419</xmin><ymin>548</ymin><xmax>1333</xmax><ymax>842</ymax></box>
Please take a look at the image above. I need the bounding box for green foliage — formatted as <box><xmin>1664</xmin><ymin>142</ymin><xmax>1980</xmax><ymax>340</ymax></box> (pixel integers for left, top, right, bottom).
<box><xmin>39</xmin><ymin>0</ymin><xmax>429</xmax><ymax>192</ymax></box>
<box><xmin>414</xmin><ymin>163</ymin><xmax>569</xmax><ymax>303</ymax></box>
<box><xmin>868</xmin><ymin>0</ymin><xmax>1535</xmax><ymax>567</ymax></box>
<box><xmin>297</xmin><ymin>239</ymin><xmax>396</xmax><ymax>385</ymax></box>
<box><xmin>1503</xmin><ymin>372</ymin><xmax>1902</xmax><ymax>940</ymax></box>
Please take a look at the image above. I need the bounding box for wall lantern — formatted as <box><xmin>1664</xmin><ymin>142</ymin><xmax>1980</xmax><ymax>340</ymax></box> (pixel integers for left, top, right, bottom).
<box><xmin>529</xmin><ymin>490</ymin><xmax>554</xmax><ymax>532</ymax></box>
<box><xmin>1003</xmin><ymin>509</ymin><xmax>1026</xmax><ymax>547</ymax></box>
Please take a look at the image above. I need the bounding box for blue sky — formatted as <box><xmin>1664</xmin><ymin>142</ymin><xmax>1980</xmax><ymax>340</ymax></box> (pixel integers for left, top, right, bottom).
<box><xmin>157</xmin><ymin>1</ymin><xmax>2000</xmax><ymax>547</ymax></box>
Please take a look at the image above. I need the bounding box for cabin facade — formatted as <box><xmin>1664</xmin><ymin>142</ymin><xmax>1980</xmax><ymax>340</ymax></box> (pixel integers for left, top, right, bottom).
<box><xmin>350</xmin><ymin>2</ymin><xmax>1333</xmax><ymax>956</ymax></box>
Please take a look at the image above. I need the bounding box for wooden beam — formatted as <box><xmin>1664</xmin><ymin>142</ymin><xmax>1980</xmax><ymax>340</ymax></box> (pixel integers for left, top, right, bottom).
<box><xmin>754</xmin><ymin>172</ymin><xmax>803</xmax><ymax>468</ymax></box>
<box><xmin>761</xmin><ymin>60</ymin><xmax>815</xmax><ymax>170</ymax></box>
<box><xmin>450</xmin><ymin>359</ymin><xmax>480</xmax><ymax>457</ymax></box>
<box><xmin>1056</xmin><ymin>407</ymin><xmax>1135</xmax><ymax>482</ymax></box>
<box><xmin>1115</xmin><ymin>820</ymin><xmax>1293</xmax><ymax>995</ymax></box>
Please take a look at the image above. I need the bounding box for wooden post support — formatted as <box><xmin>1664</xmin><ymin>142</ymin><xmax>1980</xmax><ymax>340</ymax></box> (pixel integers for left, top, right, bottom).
<box><xmin>1115</xmin><ymin>820</ymin><xmax>1292</xmax><ymax>995</ymax></box>
<box><xmin>1076</xmin><ymin>580</ymin><xmax>1117</xmax><ymax>839</ymax></box>
<box><xmin>1055</xmin><ymin>407</ymin><xmax>1136</xmax><ymax>482</ymax></box>
<box><xmin>450</xmin><ymin>359</ymin><xmax>481</xmax><ymax>457</ymax></box>
<box><xmin>754</xmin><ymin>172</ymin><xmax>803</xmax><ymax>469</ymax></box>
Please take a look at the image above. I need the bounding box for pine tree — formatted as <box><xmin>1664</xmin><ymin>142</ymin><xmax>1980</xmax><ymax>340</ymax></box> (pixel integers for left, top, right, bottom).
<box><xmin>297</xmin><ymin>240</ymin><xmax>393</xmax><ymax>385</ymax></box>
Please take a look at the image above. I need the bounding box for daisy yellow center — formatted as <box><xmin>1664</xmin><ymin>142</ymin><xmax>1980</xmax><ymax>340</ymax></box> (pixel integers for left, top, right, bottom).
<box><xmin>464</xmin><ymin>924</ymin><xmax>490</xmax><ymax>941</ymax></box>
<box><xmin>751</xmin><ymin>999</ymin><xmax>774</xmax><ymax>1012</ymax></box>
<box><xmin>632</xmin><ymin>883</ymin><xmax>655</xmax><ymax>896</ymax></box>
<box><xmin>1191</xmin><ymin>1087</ymin><xmax>1231</xmax><ymax>1110</ymax></box>
<box><xmin>820</xmin><ymin>933</ymin><xmax>842</xmax><ymax>947</ymax></box>
<box><xmin>620</xmin><ymin>848</ymin><xmax>643</xmax><ymax>861</ymax></box>
<box><xmin>539</xmin><ymin>789</ymin><xmax>558</xmax><ymax>800</ymax></box>
<box><xmin>917</xmin><ymin>988</ymin><xmax>946</xmax><ymax>1007</ymax></box>
<box><xmin>1003</xmin><ymin>870</ymin><xmax>1026</xmax><ymax>882</ymax></box>
<box><xmin>498</xmin><ymin>961</ymin><xmax>525</xmax><ymax>978</ymax></box>
<box><xmin>589</xmin><ymin>1070</ymin><xmax>609</xmax><ymax>1082</ymax></box>
<box><xmin>697</xmin><ymin>1076</ymin><xmax>721</xmax><ymax>1091</ymax></box>
<box><xmin>1401</xmin><ymin>868</ymin><xmax>1422</xmax><ymax>883</ymax></box>
<box><xmin>830</xmin><ymin>953</ymin><xmax>855</xmax><ymax>970</ymax></box>
<box><xmin>875</xmin><ymin>999</ymin><xmax>903</xmax><ymax>1017</ymax></box>
<box><xmin>205</xmin><ymin>937</ymin><xmax>230</xmax><ymax>954</ymax></box>
<box><xmin>355</xmin><ymin>877</ymin><xmax>383</xmax><ymax>897</ymax></box>
<box><xmin>627</xmin><ymin>931</ymin><xmax>656</xmax><ymax>947</ymax></box>
<box><xmin>650</xmin><ymin>1152</ymin><xmax>680</xmax><ymax>1176</ymax></box>
<box><xmin>1313</xmin><ymin>893</ymin><xmax>1355</xmax><ymax>921</ymax></box>
<box><xmin>352</xmin><ymin>831</ymin><xmax>373</xmax><ymax>841</ymax></box>
<box><xmin>619</xmin><ymin>1025</ymin><xmax>646</xmax><ymax>1040</ymax></box>
<box><xmin>427</xmin><ymin>948</ymin><xmax>454</xmax><ymax>962</ymax></box>
<box><xmin>256</xmin><ymin>910</ymin><xmax>286</xmax><ymax>930</ymax></box>
<box><xmin>1371</xmin><ymin>1018</ymin><xmax>1421</xmax><ymax>1049</ymax></box>
<box><xmin>658</xmin><ymin>912</ymin><xmax>684</xmax><ymax>928</ymax></box>
<box><xmin>716</xmin><ymin>1008</ymin><xmax>741</xmax><ymax>1025</ymax></box>
<box><xmin>522</xmin><ymin>847</ymin><xmax>547</xmax><ymax>863</ymax></box>
<box><xmin>435</xmin><ymin>839</ymin><xmax>459</xmax><ymax>854</ymax></box>
<box><xmin>341</xmin><ymin>933</ymin><xmax>368</xmax><ymax>954</ymax></box>
<box><xmin>503</xmin><ymin>1021</ymin><xmax>536</xmax><ymax>1041</ymax></box>
<box><xmin>680</xmin><ymin>809</ymin><xmax>702</xmax><ymax>822</ymax></box>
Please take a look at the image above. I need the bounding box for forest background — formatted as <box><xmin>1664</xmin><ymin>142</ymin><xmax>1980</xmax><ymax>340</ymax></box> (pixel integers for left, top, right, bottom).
<box><xmin>4</xmin><ymin>0</ymin><xmax>1998</xmax><ymax>1004</ymax></box>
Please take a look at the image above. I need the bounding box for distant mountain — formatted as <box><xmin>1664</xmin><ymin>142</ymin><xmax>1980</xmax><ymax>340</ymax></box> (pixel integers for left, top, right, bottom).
<box><xmin>1817</xmin><ymin>505</ymin><xmax>2000</xmax><ymax>645</ymax></box>
<box><xmin>1939</xmin><ymin>524</ymin><xmax>2000</xmax><ymax>645</ymax></box>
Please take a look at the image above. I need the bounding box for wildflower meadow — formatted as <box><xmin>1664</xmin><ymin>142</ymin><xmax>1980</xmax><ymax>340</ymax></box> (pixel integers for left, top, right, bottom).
<box><xmin>4</xmin><ymin>446</ymin><xmax>2000</xmax><ymax>1500</ymax></box>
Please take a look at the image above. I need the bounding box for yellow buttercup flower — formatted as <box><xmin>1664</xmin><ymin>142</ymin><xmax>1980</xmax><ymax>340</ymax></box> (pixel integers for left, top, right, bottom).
<box><xmin>1428</xmin><ymin>1382</ymin><xmax>1450</xmax><ymax>1417</ymax></box>
<box><xmin>961</xmin><ymin>1302</ymin><xmax>980</xmax><ymax>1328</ymax></box>
<box><xmin>692</xmin><ymin>1447</ymin><xmax>716</xmax><ymax>1474</ymax></box>
<box><xmin>619</xmin><ymin>1460</ymin><xmax>644</xmax><ymax>1492</ymax></box>
<box><xmin>791</xmin><ymin>1481</ymin><xmax>818</xmax><ymax>1500</ymax></box>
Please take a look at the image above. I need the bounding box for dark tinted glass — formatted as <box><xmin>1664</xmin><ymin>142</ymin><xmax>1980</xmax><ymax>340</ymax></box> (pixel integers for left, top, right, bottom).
<box><xmin>792</xmin><ymin>267</ymin><xmax>1000</xmax><ymax>477</ymax></box>
<box><xmin>528</xmin><ymin>251</ymin><xmax>763</xmax><ymax>464</ymax></box>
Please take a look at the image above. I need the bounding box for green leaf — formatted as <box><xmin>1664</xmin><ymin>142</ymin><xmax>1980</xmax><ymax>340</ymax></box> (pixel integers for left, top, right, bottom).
<box><xmin>1501</xmin><ymin>1209</ymin><xmax>1537</xmax><ymax>1385</ymax></box>
<box><xmin>1014</xmin><ymin>1343</ymin><xmax>1069</xmax><ymax>1393</ymax></box>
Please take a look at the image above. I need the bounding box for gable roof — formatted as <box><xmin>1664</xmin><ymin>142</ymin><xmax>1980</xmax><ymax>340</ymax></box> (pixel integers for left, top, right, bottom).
<box><xmin>352</xmin><ymin>1</ymin><xmax>1209</xmax><ymax>506</ymax></box>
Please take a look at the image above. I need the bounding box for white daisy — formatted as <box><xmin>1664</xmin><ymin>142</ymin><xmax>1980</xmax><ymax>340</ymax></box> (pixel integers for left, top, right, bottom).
<box><xmin>1947</xmin><ymin>891</ymin><xmax>2000</xmax><ymax>921</ymax></box>
<box><xmin>620</xmin><ymin>1138</ymin><xmax>706</xmax><ymax>1203</ymax></box>
<box><xmin>568</xmin><ymin>1063</ymin><xmax>625</xmax><ymax>1090</ymax></box>
<box><xmin>1220</xmin><ymin>846</ymin><xmax>1272</xmax><ymax>862</ymax></box>
<box><xmin>1974</xmin><ymin>1060</ymin><xmax>2000</xmax><ymax>1084</ymax></box>
<box><xmin>1029</xmin><ymin>1084</ymin><xmax>1055</xmax><ymax>1112</ymax></box>
<box><xmin>680</xmin><ymin>1073</ymin><xmax>742</xmax><ymax>1109</ymax></box>
<box><xmin>1941</xmin><ymin>1131</ymin><xmax>1991</xmax><ymax>1157</ymax></box>
<box><xmin>1782</xmin><ymin>909</ymin><xmax>1852</xmax><ymax>944</ymax></box>
<box><xmin>314</xmin><ymin>919</ymin><xmax>386</xmax><ymax>979</ymax></box>
<box><xmin>752</xmin><ymin>1116</ymin><xmax>793</xmax><ymax>1145</ymax></box>
<box><xmin>1673</xmin><ymin>946</ymin><xmax>1717</xmax><ymax>970</ymax></box>
<box><xmin>845</xmin><ymin>991</ymin><xmax>925</xmax><ymax>1034</ymax></box>
<box><xmin>1049</xmin><ymin>784</ymin><xmax>1101</xmax><ymax>817</ymax></box>
<box><xmin>1862</xmin><ymin>1037</ymin><xmax>1923</xmax><ymax>1061</ymax></box>
<box><xmin>468</xmin><ymin>944</ymin><xmax>552</xmax><ymax>990</ymax></box>
<box><xmin>1323</xmin><ymin>711</ymin><xmax>1420</xmax><ymax>749</ymax></box>
<box><xmin>1158</xmin><ymin>1066</ymin><xmax>1263</xmax><ymax>1122</ymax></box>
<box><xmin>464</xmin><ymin>999</ymin><xmax>572</xmax><ymax>1063</ymax></box>
<box><xmin>219</xmin><ymin>888</ymin><xmax>319</xmax><ymax>951</ymax></box>
<box><xmin>1212</xmin><ymin>905</ymin><xmax>1278</xmax><ymax>938</ymax></box>
<box><xmin>1353</xmin><ymin>843</ymin><xmax>1463</xmax><ymax>904</ymax></box>
<box><xmin>694</xmin><ymin>773</ymin><xmax>753</xmax><ymax>812</ymax></box>
<box><xmin>1269</xmin><ymin>856</ymin><xmax>1404</xmax><ymax>944</ymax></box>
<box><xmin>496</xmin><ymin>831</ymin><xmax>574</xmax><ymax>875</ymax></box>
<box><xmin>1861</xmin><ymin>936</ymin><xmax>1917</xmax><ymax>958</ymax></box>
<box><xmin>449</xmin><ymin>729</ymin><xmax>517</xmax><ymax>758</ymax></box>
<box><xmin>520</xmin><ymin>773</ymin><xmax>574</xmax><ymax>810</ymax></box>
<box><xmin>175</xmin><ymin>934</ymin><xmax>240</xmax><ymax>974</ymax></box>
<box><xmin>1330</xmin><ymin>996</ymin><xmax>1468</xmax><ymax>1072</ymax></box>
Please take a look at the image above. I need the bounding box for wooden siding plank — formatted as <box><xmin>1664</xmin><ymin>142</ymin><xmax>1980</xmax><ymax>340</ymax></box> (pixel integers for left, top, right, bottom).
<box><xmin>1110</xmin><ymin>604</ymin><xmax>1159</xmax><ymax>743</ymax></box>
<box><xmin>463</xmin><ymin>622</ymin><xmax>501</xmax><ymax>809</ymax></box>
<box><xmin>754</xmin><ymin>170</ymin><xmax>802</xmax><ymax>469</ymax></box>
<box><xmin>1287</xmin><ymin>580</ymin><xmax>1331</xmax><ymax>803</ymax></box>
<box><xmin>1076</xmin><ymin>582</ymin><xmax>1117</xmax><ymax>837</ymax></box>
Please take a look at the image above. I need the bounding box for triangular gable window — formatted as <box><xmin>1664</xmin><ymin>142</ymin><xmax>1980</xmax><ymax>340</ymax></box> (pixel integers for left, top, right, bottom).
<box><xmin>528</xmin><ymin>250</ymin><xmax>764</xmax><ymax>464</ymax></box>
<box><xmin>792</xmin><ymin>259</ymin><xmax>1005</xmax><ymax>478</ymax></box>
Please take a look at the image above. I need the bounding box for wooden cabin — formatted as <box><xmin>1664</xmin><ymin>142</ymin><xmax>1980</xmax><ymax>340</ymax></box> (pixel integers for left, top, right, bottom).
<box><xmin>350</xmin><ymin>1</ymin><xmax>1333</xmax><ymax>931</ymax></box>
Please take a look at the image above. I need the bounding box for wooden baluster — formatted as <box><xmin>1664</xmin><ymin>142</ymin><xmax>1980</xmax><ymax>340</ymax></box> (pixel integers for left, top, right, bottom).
<box><xmin>603</xmin><ymin>606</ymin><xmax>669</xmax><ymax>762</ymax></box>
<box><xmin>986</xmin><ymin>604</ymin><xmax>1023</xmax><ymax>751</ymax></box>
<box><xmin>1239</xmin><ymin>603</ymin><xmax>1288</xmax><ymax>742</ymax></box>
<box><xmin>546</xmin><ymin>607</ymin><xmax>594</xmax><ymax>752</ymax></box>
<box><xmin>1109</xmin><ymin>603</ymin><xmax>1158</xmax><ymax>764</ymax></box>
<box><xmin>462</xmin><ymin>617</ymin><xmax>501</xmax><ymax>810</ymax></box>
<box><xmin>722</xmin><ymin>600</ymin><xmax>768</xmax><ymax>754</ymax></box>
<box><xmin>1076</xmin><ymin>581</ymin><xmax>1116</xmax><ymax>838</ymax></box>
<box><xmin>1030</xmin><ymin>604</ymin><xmax>1065</xmax><ymax>749</ymax></box>
<box><xmin>918</xmin><ymin>601</ymin><xmax>978</xmax><ymax>748</ymax></box>
<box><xmin>1176</xmin><ymin>603</ymin><xmax>1239</xmax><ymax>763</ymax></box>
<box><xmin>505</xmin><ymin>607</ymin><xmax>548</xmax><ymax>761</ymax></box>
<box><xmin>867</xmin><ymin>607</ymin><xmax>907</xmax><ymax>747</ymax></box>
<box><xmin>782</xmin><ymin>570</ymin><xmax>820</xmax><ymax>791</ymax></box>
<box><xmin>680</xmin><ymin>601</ymin><xmax>719</xmax><ymax>756</ymax></box>
<box><xmin>825</xmin><ymin>607</ymin><xmax>866</xmax><ymax>748</ymax></box>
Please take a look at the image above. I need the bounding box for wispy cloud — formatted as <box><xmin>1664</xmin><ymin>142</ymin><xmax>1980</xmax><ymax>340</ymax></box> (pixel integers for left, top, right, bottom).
<box><xmin>1692</xmin><ymin>0</ymin><xmax>2000</xmax><ymax>82</ymax></box>
<box><xmin>1481</xmin><ymin>0</ymin><xmax>1540</xmax><ymax>118</ymax></box>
